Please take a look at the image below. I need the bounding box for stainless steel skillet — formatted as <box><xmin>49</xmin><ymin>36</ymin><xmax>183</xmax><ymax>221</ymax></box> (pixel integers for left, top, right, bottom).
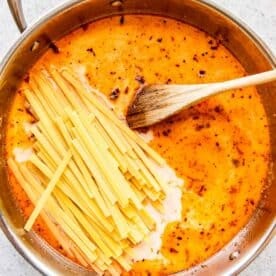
<box><xmin>0</xmin><ymin>0</ymin><xmax>275</xmax><ymax>275</ymax></box>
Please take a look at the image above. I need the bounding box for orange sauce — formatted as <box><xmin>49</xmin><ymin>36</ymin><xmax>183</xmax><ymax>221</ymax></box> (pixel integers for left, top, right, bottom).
<box><xmin>5</xmin><ymin>15</ymin><xmax>270</xmax><ymax>274</ymax></box>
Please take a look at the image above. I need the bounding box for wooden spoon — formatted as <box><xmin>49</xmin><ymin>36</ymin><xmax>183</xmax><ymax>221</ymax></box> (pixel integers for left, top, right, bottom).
<box><xmin>126</xmin><ymin>69</ymin><xmax>276</xmax><ymax>129</ymax></box>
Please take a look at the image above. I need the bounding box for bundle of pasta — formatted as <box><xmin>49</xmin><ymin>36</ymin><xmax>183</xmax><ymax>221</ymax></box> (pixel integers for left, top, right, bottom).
<box><xmin>8</xmin><ymin>66</ymin><xmax>170</xmax><ymax>274</ymax></box>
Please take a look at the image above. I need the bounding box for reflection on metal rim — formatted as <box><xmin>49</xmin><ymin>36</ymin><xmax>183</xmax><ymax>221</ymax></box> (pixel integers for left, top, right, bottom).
<box><xmin>0</xmin><ymin>0</ymin><xmax>275</xmax><ymax>275</ymax></box>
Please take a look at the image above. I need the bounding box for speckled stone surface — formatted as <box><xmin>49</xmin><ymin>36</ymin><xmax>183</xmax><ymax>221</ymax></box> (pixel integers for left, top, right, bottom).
<box><xmin>0</xmin><ymin>1</ymin><xmax>275</xmax><ymax>275</ymax></box>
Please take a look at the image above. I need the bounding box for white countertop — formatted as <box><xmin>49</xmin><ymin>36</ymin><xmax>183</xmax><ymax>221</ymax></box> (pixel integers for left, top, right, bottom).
<box><xmin>0</xmin><ymin>0</ymin><xmax>275</xmax><ymax>275</ymax></box>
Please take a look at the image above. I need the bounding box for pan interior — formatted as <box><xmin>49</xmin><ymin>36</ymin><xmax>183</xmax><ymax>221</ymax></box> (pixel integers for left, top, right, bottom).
<box><xmin>0</xmin><ymin>0</ymin><xmax>275</xmax><ymax>275</ymax></box>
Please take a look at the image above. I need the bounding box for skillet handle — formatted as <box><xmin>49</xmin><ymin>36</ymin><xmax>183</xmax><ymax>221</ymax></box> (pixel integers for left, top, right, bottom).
<box><xmin>7</xmin><ymin>0</ymin><xmax>27</xmax><ymax>33</ymax></box>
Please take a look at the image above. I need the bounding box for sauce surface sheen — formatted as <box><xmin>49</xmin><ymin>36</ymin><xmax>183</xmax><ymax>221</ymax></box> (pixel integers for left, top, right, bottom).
<box><xmin>5</xmin><ymin>15</ymin><xmax>270</xmax><ymax>274</ymax></box>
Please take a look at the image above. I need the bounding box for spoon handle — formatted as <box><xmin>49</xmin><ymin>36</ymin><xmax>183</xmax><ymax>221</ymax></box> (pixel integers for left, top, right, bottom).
<box><xmin>207</xmin><ymin>69</ymin><xmax>276</xmax><ymax>94</ymax></box>
<box><xmin>177</xmin><ymin>69</ymin><xmax>276</xmax><ymax>105</ymax></box>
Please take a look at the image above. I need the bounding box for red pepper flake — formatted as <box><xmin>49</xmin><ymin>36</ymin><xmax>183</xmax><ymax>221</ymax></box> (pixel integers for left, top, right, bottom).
<box><xmin>119</xmin><ymin>15</ymin><xmax>125</xmax><ymax>25</ymax></box>
<box><xmin>229</xmin><ymin>186</ymin><xmax>237</xmax><ymax>194</ymax></box>
<box><xmin>157</xmin><ymin>37</ymin><xmax>163</xmax><ymax>43</ymax></box>
<box><xmin>86</xmin><ymin>48</ymin><xmax>96</xmax><ymax>56</ymax></box>
<box><xmin>229</xmin><ymin>220</ymin><xmax>237</xmax><ymax>227</ymax></box>
<box><xmin>162</xmin><ymin>129</ymin><xmax>171</xmax><ymax>136</ymax></box>
<box><xmin>135</xmin><ymin>75</ymin><xmax>145</xmax><ymax>84</ymax></box>
<box><xmin>198</xmin><ymin>185</ymin><xmax>207</xmax><ymax>196</ymax></box>
<box><xmin>28</xmin><ymin>133</ymin><xmax>35</xmax><ymax>142</ymax></box>
<box><xmin>49</xmin><ymin>42</ymin><xmax>60</xmax><ymax>54</ymax></box>
<box><xmin>214</xmin><ymin>105</ymin><xmax>224</xmax><ymax>113</ymax></box>
<box><xmin>177</xmin><ymin>236</ymin><xmax>182</xmax><ymax>240</ymax></box>
<box><xmin>210</xmin><ymin>40</ymin><xmax>220</xmax><ymax>50</ymax></box>
<box><xmin>124</xmin><ymin>86</ymin><xmax>129</xmax><ymax>94</ymax></box>
<box><xmin>23</xmin><ymin>74</ymin><xmax>30</xmax><ymax>83</ymax></box>
<box><xmin>139</xmin><ymin>127</ymin><xmax>149</xmax><ymax>133</ymax></box>
<box><xmin>193</xmin><ymin>54</ymin><xmax>199</xmax><ymax>62</ymax></box>
<box><xmin>198</xmin><ymin>70</ymin><xmax>206</xmax><ymax>77</ymax></box>
<box><xmin>232</xmin><ymin>159</ymin><xmax>240</xmax><ymax>167</ymax></box>
<box><xmin>81</xmin><ymin>22</ymin><xmax>89</xmax><ymax>31</ymax></box>
<box><xmin>169</xmin><ymin>248</ymin><xmax>178</xmax><ymax>253</ymax></box>
<box><xmin>109</xmin><ymin>88</ymin><xmax>120</xmax><ymax>100</ymax></box>
<box><xmin>25</xmin><ymin>106</ymin><xmax>34</xmax><ymax>117</ymax></box>
<box><xmin>195</xmin><ymin>123</ymin><xmax>210</xmax><ymax>131</ymax></box>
